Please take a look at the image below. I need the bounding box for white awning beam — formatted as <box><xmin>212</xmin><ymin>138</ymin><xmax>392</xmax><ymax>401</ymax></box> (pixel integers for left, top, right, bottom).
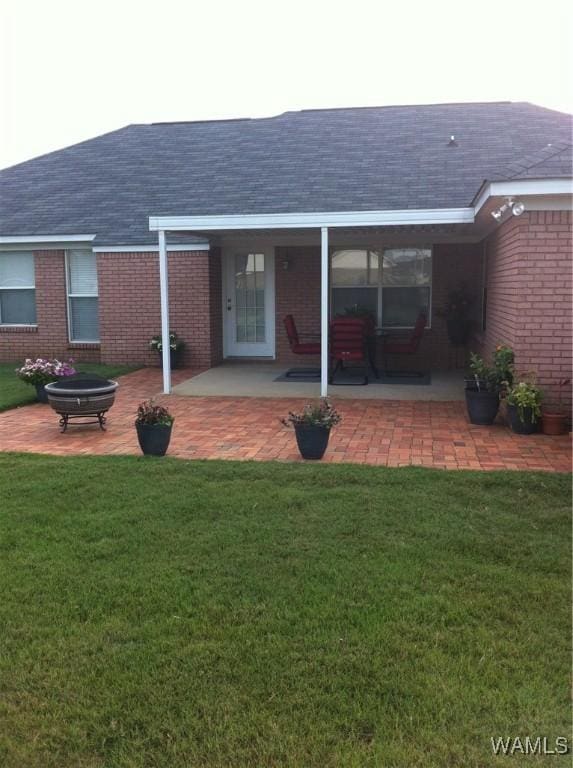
<box><xmin>320</xmin><ymin>227</ymin><xmax>329</xmax><ymax>398</ymax></box>
<box><xmin>158</xmin><ymin>230</ymin><xmax>171</xmax><ymax>394</ymax></box>
<box><xmin>149</xmin><ymin>207</ymin><xmax>475</xmax><ymax>232</ymax></box>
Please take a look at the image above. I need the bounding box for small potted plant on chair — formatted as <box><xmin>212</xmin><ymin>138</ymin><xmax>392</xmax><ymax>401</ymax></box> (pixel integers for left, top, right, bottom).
<box><xmin>135</xmin><ymin>399</ymin><xmax>174</xmax><ymax>456</ymax></box>
<box><xmin>541</xmin><ymin>379</ymin><xmax>570</xmax><ymax>435</ymax></box>
<box><xmin>505</xmin><ymin>377</ymin><xmax>542</xmax><ymax>435</ymax></box>
<box><xmin>282</xmin><ymin>399</ymin><xmax>341</xmax><ymax>460</ymax></box>
<box><xmin>149</xmin><ymin>331</ymin><xmax>185</xmax><ymax>369</ymax></box>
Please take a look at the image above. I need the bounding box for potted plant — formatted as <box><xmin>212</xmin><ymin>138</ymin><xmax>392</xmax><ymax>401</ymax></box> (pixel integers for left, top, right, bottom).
<box><xmin>16</xmin><ymin>357</ymin><xmax>76</xmax><ymax>403</ymax></box>
<box><xmin>541</xmin><ymin>379</ymin><xmax>570</xmax><ymax>435</ymax></box>
<box><xmin>282</xmin><ymin>399</ymin><xmax>341</xmax><ymax>460</ymax></box>
<box><xmin>149</xmin><ymin>331</ymin><xmax>185</xmax><ymax>369</ymax></box>
<box><xmin>135</xmin><ymin>399</ymin><xmax>174</xmax><ymax>456</ymax></box>
<box><xmin>464</xmin><ymin>353</ymin><xmax>500</xmax><ymax>425</ymax></box>
<box><xmin>438</xmin><ymin>284</ymin><xmax>474</xmax><ymax>346</ymax></box>
<box><xmin>493</xmin><ymin>344</ymin><xmax>515</xmax><ymax>389</ymax></box>
<box><xmin>464</xmin><ymin>345</ymin><xmax>514</xmax><ymax>426</ymax></box>
<box><xmin>505</xmin><ymin>378</ymin><xmax>542</xmax><ymax>435</ymax></box>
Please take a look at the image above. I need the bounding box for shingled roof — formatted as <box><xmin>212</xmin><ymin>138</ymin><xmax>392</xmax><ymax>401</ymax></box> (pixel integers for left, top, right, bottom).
<box><xmin>0</xmin><ymin>101</ymin><xmax>571</xmax><ymax>245</ymax></box>
<box><xmin>491</xmin><ymin>140</ymin><xmax>572</xmax><ymax>181</ymax></box>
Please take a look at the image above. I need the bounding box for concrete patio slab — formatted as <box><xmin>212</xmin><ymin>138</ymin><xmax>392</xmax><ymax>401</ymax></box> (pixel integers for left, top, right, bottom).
<box><xmin>172</xmin><ymin>362</ymin><xmax>465</xmax><ymax>400</ymax></box>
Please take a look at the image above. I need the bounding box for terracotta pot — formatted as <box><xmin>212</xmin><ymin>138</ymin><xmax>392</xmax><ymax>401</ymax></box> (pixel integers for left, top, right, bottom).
<box><xmin>541</xmin><ymin>412</ymin><xmax>567</xmax><ymax>436</ymax></box>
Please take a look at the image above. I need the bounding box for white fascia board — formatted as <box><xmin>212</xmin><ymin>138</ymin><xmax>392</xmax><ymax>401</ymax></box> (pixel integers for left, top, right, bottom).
<box><xmin>93</xmin><ymin>243</ymin><xmax>210</xmax><ymax>253</ymax></box>
<box><xmin>0</xmin><ymin>234</ymin><xmax>96</xmax><ymax>244</ymax></box>
<box><xmin>474</xmin><ymin>178</ymin><xmax>573</xmax><ymax>214</ymax></box>
<box><xmin>149</xmin><ymin>208</ymin><xmax>475</xmax><ymax>232</ymax></box>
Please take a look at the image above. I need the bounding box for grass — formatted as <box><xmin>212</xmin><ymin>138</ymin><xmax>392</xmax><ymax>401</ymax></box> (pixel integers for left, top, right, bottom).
<box><xmin>0</xmin><ymin>362</ymin><xmax>137</xmax><ymax>412</ymax></box>
<box><xmin>0</xmin><ymin>455</ymin><xmax>570</xmax><ymax>767</ymax></box>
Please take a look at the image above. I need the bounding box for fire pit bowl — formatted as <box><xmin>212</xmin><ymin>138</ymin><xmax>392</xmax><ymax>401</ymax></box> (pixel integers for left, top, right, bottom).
<box><xmin>44</xmin><ymin>374</ymin><xmax>119</xmax><ymax>432</ymax></box>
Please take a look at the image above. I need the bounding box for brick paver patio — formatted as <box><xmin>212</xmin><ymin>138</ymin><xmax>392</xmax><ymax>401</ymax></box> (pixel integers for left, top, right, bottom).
<box><xmin>0</xmin><ymin>368</ymin><xmax>570</xmax><ymax>471</ymax></box>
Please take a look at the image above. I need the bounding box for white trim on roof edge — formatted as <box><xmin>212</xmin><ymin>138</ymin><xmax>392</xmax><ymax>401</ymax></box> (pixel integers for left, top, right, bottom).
<box><xmin>474</xmin><ymin>178</ymin><xmax>573</xmax><ymax>215</ymax></box>
<box><xmin>92</xmin><ymin>243</ymin><xmax>210</xmax><ymax>253</ymax></box>
<box><xmin>149</xmin><ymin>208</ymin><xmax>475</xmax><ymax>231</ymax></box>
<box><xmin>0</xmin><ymin>234</ymin><xmax>96</xmax><ymax>244</ymax></box>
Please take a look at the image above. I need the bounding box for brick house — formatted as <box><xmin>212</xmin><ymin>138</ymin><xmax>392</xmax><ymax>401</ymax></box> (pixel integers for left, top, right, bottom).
<box><xmin>0</xmin><ymin>101</ymin><xmax>571</xmax><ymax>404</ymax></box>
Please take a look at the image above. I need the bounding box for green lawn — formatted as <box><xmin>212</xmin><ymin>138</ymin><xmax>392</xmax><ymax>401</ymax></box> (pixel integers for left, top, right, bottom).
<box><xmin>0</xmin><ymin>456</ymin><xmax>570</xmax><ymax>767</ymax></box>
<box><xmin>0</xmin><ymin>362</ymin><xmax>137</xmax><ymax>412</ymax></box>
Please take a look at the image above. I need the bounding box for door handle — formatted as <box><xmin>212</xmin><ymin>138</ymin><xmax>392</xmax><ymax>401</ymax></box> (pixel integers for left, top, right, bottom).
<box><xmin>227</xmin><ymin>298</ymin><xmax>232</xmax><ymax>311</ymax></box>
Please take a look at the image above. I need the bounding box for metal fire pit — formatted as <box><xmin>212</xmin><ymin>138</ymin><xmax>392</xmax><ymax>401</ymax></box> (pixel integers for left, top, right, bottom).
<box><xmin>44</xmin><ymin>374</ymin><xmax>118</xmax><ymax>432</ymax></box>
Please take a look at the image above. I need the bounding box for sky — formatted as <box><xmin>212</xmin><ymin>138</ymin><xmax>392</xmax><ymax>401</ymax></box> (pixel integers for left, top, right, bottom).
<box><xmin>1</xmin><ymin>0</ymin><xmax>572</xmax><ymax>170</ymax></box>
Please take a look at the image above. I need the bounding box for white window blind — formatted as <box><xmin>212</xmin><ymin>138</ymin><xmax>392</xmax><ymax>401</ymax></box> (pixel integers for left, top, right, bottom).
<box><xmin>0</xmin><ymin>252</ymin><xmax>37</xmax><ymax>325</ymax></box>
<box><xmin>67</xmin><ymin>250</ymin><xmax>99</xmax><ymax>341</ymax></box>
<box><xmin>68</xmin><ymin>250</ymin><xmax>98</xmax><ymax>295</ymax></box>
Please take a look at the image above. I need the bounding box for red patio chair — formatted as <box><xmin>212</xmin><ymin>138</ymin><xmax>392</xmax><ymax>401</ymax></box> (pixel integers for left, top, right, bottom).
<box><xmin>383</xmin><ymin>311</ymin><xmax>427</xmax><ymax>376</ymax></box>
<box><xmin>329</xmin><ymin>316</ymin><xmax>369</xmax><ymax>385</ymax></box>
<box><xmin>283</xmin><ymin>315</ymin><xmax>321</xmax><ymax>378</ymax></box>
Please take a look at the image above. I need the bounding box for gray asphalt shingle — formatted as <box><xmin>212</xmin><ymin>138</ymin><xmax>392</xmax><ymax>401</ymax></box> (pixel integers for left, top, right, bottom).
<box><xmin>0</xmin><ymin>101</ymin><xmax>571</xmax><ymax>245</ymax></box>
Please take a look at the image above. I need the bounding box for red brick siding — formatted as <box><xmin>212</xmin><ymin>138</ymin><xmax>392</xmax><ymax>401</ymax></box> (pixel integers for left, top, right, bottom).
<box><xmin>1</xmin><ymin>249</ymin><xmax>222</xmax><ymax>369</ymax></box>
<box><xmin>274</xmin><ymin>243</ymin><xmax>484</xmax><ymax>370</ymax></box>
<box><xmin>98</xmin><ymin>250</ymin><xmax>221</xmax><ymax>368</ymax></box>
<box><xmin>0</xmin><ymin>250</ymin><xmax>100</xmax><ymax>363</ymax></box>
<box><xmin>481</xmin><ymin>211</ymin><xmax>572</xmax><ymax>410</ymax></box>
<box><xmin>275</xmin><ymin>247</ymin><xmax>322</xmax><ymax>365</ymax></box>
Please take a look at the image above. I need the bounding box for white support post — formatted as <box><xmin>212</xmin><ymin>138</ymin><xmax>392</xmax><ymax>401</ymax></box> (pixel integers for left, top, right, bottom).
<box><xmin>158</xmin><ymin>229</ymin><xmax>171</xmax><ymax>394</ymax></box>
<box><xmin>320</xmin><ymin>226</ymin><xmax>329</xmax><ymax>397</ymax></box>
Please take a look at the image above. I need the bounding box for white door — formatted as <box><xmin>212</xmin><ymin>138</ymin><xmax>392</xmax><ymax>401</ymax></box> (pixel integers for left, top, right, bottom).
<box><xmin>223</xmin><ymin>249</ymin><xmax>275</xmax><ymax>357</ymax></box>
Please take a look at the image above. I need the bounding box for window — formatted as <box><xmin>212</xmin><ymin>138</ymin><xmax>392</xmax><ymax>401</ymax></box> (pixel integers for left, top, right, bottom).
<box><xmin>0</xmin><ymin>252</ymin><xmax>37</xmax><ymax>325</ymax></box>
<box><xmin>381</xmin><ymin>248</ymin><xmax>431</xmax><ymax>327</ymax></box>
<box><xmin>66</xmin><ymin>250</ymin><xmax>99</xmax><ymax>341</ymax></box>
<box><xmin>331</xmin><ymin>247</ymin><xmax>431</xmax><ymax>328</ymax></box>
<box><xmin>331</xmin><ymin>250</ymin><xmax>379</xmax><ymax>319</ymax></box>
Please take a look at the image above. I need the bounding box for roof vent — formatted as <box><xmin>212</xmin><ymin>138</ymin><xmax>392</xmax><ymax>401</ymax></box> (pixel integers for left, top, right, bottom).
<box><xmin>447</xmin><ymin>135</ymin><xmax>458</xmax><ymax>147</ymax></box>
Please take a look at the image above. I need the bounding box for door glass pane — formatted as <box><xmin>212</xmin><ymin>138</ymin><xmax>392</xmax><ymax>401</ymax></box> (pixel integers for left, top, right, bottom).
<box><xmin>235</xmin><ymin>253</ymin><xmax>265</xmax><ymax>344</ymax></box>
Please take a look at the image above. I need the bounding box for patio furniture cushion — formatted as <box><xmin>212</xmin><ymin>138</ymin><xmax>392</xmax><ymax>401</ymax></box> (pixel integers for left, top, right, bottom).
<box><xmin>329</xmin><ymin>317</ymin><xmax>369</xmax><ymax>384</ymax></box>
<box><xmin>284</xmin><ymin>315</ymin><xmax>320</xmax><ymax>355</ymax></box>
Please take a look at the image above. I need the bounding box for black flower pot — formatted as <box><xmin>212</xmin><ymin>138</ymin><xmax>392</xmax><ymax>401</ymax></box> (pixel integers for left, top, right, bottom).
<box><xmin>464</xmin><ymin>377</ymin><xmax>489</xmax><ymax>390</ymax></box>
<box><xmin>136</xmin><ymin>421</ymin><xmax>173</xmax><ymax>456</ymax></box>
<box><xmin>447</xmin><ymin>316</ymin><xmax>470</xmax><ymax>346</ymax></box>
<box><xmin>507</xmin><ymin>404</ymin><xmax>538</xmax><ymax>435</ymax></box>
<box><xmin>465</xmin><ymin>388</ymin><xmax>500</xmax><ymax>425</ymax></box>
<box><xmin>157</xmin><ymin>349</ymin><xmax>183</xmax><ymax>370</ymax></box>
<box><xmin>294</xmin><ymin>423</ymin><xmax>331</xmax><ymax>460</ymax></box>
<box><xmin>35</xmin><ymin>383</ymin><xmax>49</xmax><ymax>403</ymax></box>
